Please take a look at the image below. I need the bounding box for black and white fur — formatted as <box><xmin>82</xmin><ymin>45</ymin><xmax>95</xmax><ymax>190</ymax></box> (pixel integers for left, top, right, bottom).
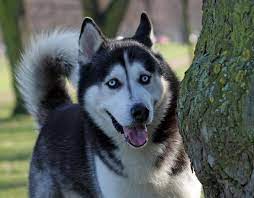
<box><xmin>17</xmin><ymin>13</ymin><xmax>201</xmax><ymax>198</ymax></box>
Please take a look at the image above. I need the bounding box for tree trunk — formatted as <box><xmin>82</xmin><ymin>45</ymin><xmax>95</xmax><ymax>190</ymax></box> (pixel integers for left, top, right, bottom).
<box><xmin>178</xmin><ymin>0</ymin><xmax>254</xmax><ymax>197</ymax></box>
<box><xmin>81</xmin><ymin>0</ymin><xmax>130</xmax><ymax>37</ymax></box>
<box><xmin>0</xmin><ymin>0</ymin><xmax>27</xmax><ymax>115</ymax></box>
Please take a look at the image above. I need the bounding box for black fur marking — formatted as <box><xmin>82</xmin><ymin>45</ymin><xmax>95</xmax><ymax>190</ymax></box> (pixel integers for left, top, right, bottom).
<box><xmin>191</xmin><ymin>161</ymin><xmax>194</xmax><ymax>173</ymax></box>
<box><xmin>151</xmin><ymin>56</ymin><xmax>189</xmax><ymax>176</ymax></box>
<box><xmin>92</xmin><ymin>124</ymin><xmax>126</xmax><ymax>177</ymax></box>
<box><xmin>122</xmin><ymin>59</ymin><xmax>133</xmax><ymax>98</ymax></box>
<box><xmin>106</xmin><ymin>111</ymin><xmax>124</xmax><ymax>134</ymax></box>
<box><xmin>96</xmin><ymin>148</ymin><xmax>127</xmax><ymax>177</ymax></box>
<box><xmin>170</xmin><ymin>145</ymin><xmax>188</xmax><ymax>175</ymax></box>
<box><xmin>38</xmin><ymin>56</ymin><xmax>73</xmax><ymax>125</ymax></box>
<box><xmin>133</xmin><ymin>12</ymin><xmax>153</xmax><ymax>48</ymax></box>
<box><xmin>125</xmin><ymin>45</ymin><xmax>157</xmax><ymax>73</ymax></box>
<box><xmin>84</xmin><ymin>109</ymin><xmax>126</xmax><ymax>177</ymax></box>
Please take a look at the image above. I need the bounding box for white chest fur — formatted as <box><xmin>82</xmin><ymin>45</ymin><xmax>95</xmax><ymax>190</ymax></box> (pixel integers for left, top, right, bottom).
<box><xmin>94</xmin><ymin>155</ymin><xmax>201</xmax><ymax>198</ymax></box>
<box><xmin>95</xmin><ymin>155</ymin><xmax>122</xmax><ymax>198</ymax></box>
<box><xmin>95</xmin><ymin>156</ymin><xmax>167</xmax><ymax>198</ymax></box>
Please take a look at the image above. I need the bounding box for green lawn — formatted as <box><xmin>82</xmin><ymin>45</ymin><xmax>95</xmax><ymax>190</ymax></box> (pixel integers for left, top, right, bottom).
<box><xmin>0</xmin><ymin>58</ymin><xmax>36</xmax><ymax>198</ymax></box>
<box><xmin>155</xmin><ymin>43</ymin><xmax>192</xmax><ymax>79</ymax></box>
<box><xmin>0</xmin><ymin>43</ymin><xmax>191</xmax><ymax>198</ymax></box>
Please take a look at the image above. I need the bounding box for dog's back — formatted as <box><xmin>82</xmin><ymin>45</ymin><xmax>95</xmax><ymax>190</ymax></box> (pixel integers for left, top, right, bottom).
<box><xmin>29</xmin><ymin>104</ymin><xmax>99</xmax><ymax>197</ymax></box>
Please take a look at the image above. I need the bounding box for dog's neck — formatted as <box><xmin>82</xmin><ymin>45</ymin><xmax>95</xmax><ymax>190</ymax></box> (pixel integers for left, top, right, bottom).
<box><xmin>84</xmin><ymin>86</ymin><xmax>188</xmax><ymax>183</ymax></box>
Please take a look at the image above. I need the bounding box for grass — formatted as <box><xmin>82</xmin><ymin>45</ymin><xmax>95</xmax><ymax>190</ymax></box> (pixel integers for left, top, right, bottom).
<box><xmin>0</xmin><ymin>43</ymin><xmax>191</xmax><ymax>197</ymax></box>
<box><xmin>155</xmin><ymin>43</ymin><xmax>193</xmax><ymax>79</ymax></box>
<box><xmin>0</xmin><ymin>57</ymin><xmax>36</xmax><ymax>197</ymax></box>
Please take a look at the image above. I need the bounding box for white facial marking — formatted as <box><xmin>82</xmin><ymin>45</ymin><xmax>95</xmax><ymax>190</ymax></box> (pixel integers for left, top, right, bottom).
<box><xmin>84</xmin><ymin>51</ymin><xmax>168</xmax><ymax>143</ymax></box>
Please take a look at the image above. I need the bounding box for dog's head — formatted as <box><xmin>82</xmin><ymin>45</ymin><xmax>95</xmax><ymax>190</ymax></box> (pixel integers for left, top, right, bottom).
<box><xmin>78</xmin><ymin>13</ymin><xmax>178</xmax><ymax>149</ymax></box>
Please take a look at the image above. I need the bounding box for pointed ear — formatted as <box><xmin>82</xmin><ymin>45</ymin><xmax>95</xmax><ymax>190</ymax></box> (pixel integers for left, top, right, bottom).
<box><xmin>79</xmin><ymin>17</ymin><xmax>105</xmax><ymax>63</ymax></box>
<box><xmin>132</xmin><ymin>12</ymin><xmax>155</xmax><ymax>48</ymax></box>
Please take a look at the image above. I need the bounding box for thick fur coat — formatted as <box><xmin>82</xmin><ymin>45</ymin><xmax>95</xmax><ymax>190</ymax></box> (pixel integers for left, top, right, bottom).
<box><xmin>17</xmin><ymin>13</ymin><xmax>201</xmax><ymax>198</ymax></box>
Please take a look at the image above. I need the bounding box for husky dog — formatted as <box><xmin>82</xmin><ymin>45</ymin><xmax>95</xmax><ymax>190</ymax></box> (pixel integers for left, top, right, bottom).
<box><xmin>17</xmin><ymin>13</ymin><xmax>201</xmax><ymax>198</ymax></box>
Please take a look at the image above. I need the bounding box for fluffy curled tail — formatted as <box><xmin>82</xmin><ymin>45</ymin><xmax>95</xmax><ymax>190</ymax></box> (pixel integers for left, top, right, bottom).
<box><xmin>16</xmin><ymin>30</ymin><xmax>79</xmax><ymax>126</ymax></box>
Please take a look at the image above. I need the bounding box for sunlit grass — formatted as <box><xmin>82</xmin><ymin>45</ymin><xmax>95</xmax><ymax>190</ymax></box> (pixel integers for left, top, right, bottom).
<box><xmin>0</xmin><ymin>58</ymin><xmax>12</xmax><ymax>92</ymax></box>
<box><xmin>155</xmin><ymin>43</ymin><xmax>191</xmax><ymax>60</ymax></box>
<box><xmin>0</xmin><ymin>56</ymin><xmax>35</xmax><ymax>197</ymax></box>
<box><xmin>155</xmin><ymin>43</ymin><xmax>193</xmax><ymax>79</ymax></box>
<box><xmin>0</xmin><ymin>43</ymin><xmax>191</xmax><ymax>198</ymax></box>
<box><xmin>0</xmin><ymin>120</ymin><xmax>35</xmax><ymax>197</ymax></box>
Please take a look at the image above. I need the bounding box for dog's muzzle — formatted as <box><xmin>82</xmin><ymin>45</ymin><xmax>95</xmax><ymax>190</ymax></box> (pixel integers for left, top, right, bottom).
<box><xmin>106</xmin><ymin>110</ymin><xmax>148</xmax><ymax>148</ymax></box>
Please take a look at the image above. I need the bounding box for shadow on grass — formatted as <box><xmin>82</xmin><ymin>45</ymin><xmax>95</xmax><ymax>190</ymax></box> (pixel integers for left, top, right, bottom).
<box><xmin>0</xmin><ymin>117</ymin><xmax>35</xmax><ymax>135</ymax></box>
<box><xmin>0</xmin><ymin>152</ymin><xmax>31</xmax><ymax>162</ymax></box>
<box><xmin>0</xmin><ymin>114</ymin><xmax>32</xmax><ymax>123</ymax></box>
<box><xmin>0</xmin><ymin>117</ymin><xmax>13</xmax><ymax>122</ymax></box>
<box><xmin>0</xmin><ymin>181</ymin><xmax>27</xmax><ymax>190</ymax></box>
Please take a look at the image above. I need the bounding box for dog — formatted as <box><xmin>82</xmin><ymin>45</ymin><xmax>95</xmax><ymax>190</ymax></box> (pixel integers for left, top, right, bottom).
<box><xmin>17</xmin><ymin>13</ymin><xmax>201</xmax><ymax>198</ymax></box>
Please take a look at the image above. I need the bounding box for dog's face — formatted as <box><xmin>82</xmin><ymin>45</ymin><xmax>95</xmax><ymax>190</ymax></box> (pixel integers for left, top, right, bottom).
<box><xmin>78</xmin><ymin>13</ymin><xmax>176</xmax><ymax>149</ymax></box>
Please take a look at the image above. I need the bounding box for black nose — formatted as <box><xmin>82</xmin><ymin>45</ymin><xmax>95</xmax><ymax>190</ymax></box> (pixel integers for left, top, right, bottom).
<box><xmin>131</xmin><ymin>104</ymin><xmax>149</xmax><ymax>123</ymax></box>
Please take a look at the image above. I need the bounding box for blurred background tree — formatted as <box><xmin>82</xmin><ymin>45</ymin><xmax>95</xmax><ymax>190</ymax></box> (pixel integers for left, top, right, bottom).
<box><xmin>0</xmin><ymin>0</ymin><xmax>26</xmax><ymax>115</ymax></box>
<box><xmin>181</xmin><ymin>0</ymin><xmax>190</xmax><ymax>44</ymax></box>
<box><xmin>81</xmin><ymin>0</ymin><xmax>130</xmax><ymax>37</ymax></box>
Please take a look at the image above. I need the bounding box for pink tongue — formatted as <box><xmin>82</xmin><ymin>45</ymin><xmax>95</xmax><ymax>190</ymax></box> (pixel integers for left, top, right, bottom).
<box><xmin>123</xmin><ymin>125</ymin><xmax>148</xmax><ymax>147</ymax></box>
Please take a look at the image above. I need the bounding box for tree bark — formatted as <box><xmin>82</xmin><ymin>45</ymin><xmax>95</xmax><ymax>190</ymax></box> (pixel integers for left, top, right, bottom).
<box><xmin>178</xmin><ymin>0</ymin><xmax>254</xmax><ymax>197</ymax></box>
<box><xmin>81</xmin><ymin>0</ymin><xmax>130</xmax><ymax>37</ymax></box>
<box><xmin>0</xmin><ymin>0</ymin><xmax>27</xmax><ymax>115</ymax></box>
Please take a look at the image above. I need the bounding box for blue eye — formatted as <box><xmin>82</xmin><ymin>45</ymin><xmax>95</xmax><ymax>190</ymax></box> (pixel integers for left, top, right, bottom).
<box><xmin>139</xmin><ymin>74</ymin><xmax>151</xmax><ymax>85</ymax></box>
<box><xmin>106</xmin><ymin>78</ymin><xmax>121</xmax><ymax>89</ymax></box>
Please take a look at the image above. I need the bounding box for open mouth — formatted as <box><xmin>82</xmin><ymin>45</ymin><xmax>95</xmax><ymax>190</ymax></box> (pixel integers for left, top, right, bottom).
<box><xmin>106</xmin><ymin>111</ymin><xmax>148</xmax><ymax>148</ymax></box>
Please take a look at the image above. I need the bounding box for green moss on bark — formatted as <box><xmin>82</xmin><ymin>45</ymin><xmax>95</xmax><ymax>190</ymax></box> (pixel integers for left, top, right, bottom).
<box><xmin>178</xmin><ymin>0</ymin><xmax>254</xmax><ymax>197</ymax></box>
